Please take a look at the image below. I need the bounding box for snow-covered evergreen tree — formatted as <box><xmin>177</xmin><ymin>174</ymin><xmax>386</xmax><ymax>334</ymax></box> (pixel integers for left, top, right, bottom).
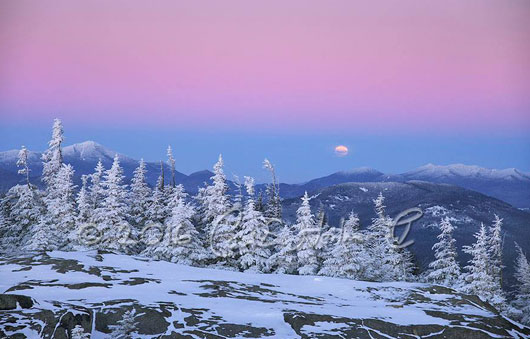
<box><xmin>167</xmin><ymin>145</ymin><xmax>176</xmax><ymax>187</ymax></box>
<box><xmin>197</xmin><ymin>154</ymin><xmax>231</xmax><ymax>236</ymax></box>
<box><xmin>511</xmin><ymin>243</ymin><xmax>530</xmax><ymax>325</ymax></box>
<box><xmin>295</xmin><ymin>192</ymin><xmax>321</xmax><ymax>275</ymax></box>
<box><xmin>110</xmin><ymin>309</ymin><xmax>137</xmax><ymax>339</ymax></box>
<box><xmin>129</xmin><ymin>159</ymin><xmax>151</xmax><ymax>227</ymax></box>
<box><xmin>0</xmin><ymin>185</ymin><xmax>41</xmax><ymax>252</ymax></box>
<box><xmin>90</xmin><ymin>160</ymin><xmax>105</xmax><ymax>211</ymax></box>
<box><xmin>365</xmin><ymin>193</ymin><xmax>394</xmax><ymax>281</ymax></box>
<box><xmin>41</xmin><ymin>118</ymin><xmax>64</xmax><ymax>189</ymax></box>
<box><xmin>17</xmin><ymin>146</ymin><xmax>31</xmax><ymax>187</ymax></box>
<box><xmin>92</xmin><ymin>154</ymin><xmax>131</xmax><ymax>252</ymax></box>
<box><xmin>26</xmin><ymin>164</ymin><xmax>77</xmax><ymax>251</ymax></box>
<box><xmin>489</xmin><ymin>215</ymin><xmax>504</xmax><ymax>289</ymax></box>
<box><xmin>236</xmin><ymin>177</ymin><xmax>271</xmax><ymax>272</ymax></box>
<box><xmin>426</xmin><ymin>217</ymin><xmax>461</xmax><ymax>287</ymax></box>
<box><xmin>462</xmin><ymin>224</ymin><xmax>506</xmax><ymax>310</ymax></box>
<box><xmin>76</xmin><ymin>175</ymin><xmax>92</xmax><ymax>225</ymax></box>
<box><xmin>263</xmin><ymin>159</ymin><xmax>281</xmax><ymax>219</ymax></box>
<box><xmin>53</xmin><ymin>164</ymin><xmax>78</xmax><ymax>248</ymax></box>
<box><xmin>147</xmin><ymin>162</ymin><xmax>169</xmax><ymax>225</ymax></box>
<box><xmin>71</xmin><ymin>325</ymin><xmax>90</xmax><ymax>339</ymax></box>
<box><xmin>144</xmin><ymin>189</ymin><xmax>206</xmax><ymax>265</ymax></box>
<box><xmin>267</xmin><ymin>224</ymin><xmax>298</xmax><ymax>274</ymax></box>
<box><xmin>319</xmin><ymin>212</ymin><xmax>366</xmax><ymax>279</ymax></box>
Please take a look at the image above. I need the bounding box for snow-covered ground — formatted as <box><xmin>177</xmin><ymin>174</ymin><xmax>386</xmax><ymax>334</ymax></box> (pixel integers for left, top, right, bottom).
<box><xmin>0</xmin><ymin>251</ymin><xmax>528</xmax><ymax>338</ymax></box>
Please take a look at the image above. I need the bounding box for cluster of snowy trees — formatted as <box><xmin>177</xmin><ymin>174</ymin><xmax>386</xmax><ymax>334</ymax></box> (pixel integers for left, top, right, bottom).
<box><xmin>424</xmin><ymin>214</ymin><xmax>530</xmax><ymax>323</ymax></box>
<box><xmin>1</xmin><ymin>119</ymin><xmax>529</xmax><ymax>324</ymax></box>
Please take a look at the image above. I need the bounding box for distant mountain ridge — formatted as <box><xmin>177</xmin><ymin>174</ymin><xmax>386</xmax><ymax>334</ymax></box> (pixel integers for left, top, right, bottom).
<box><xmin>0</xmin><ymin>141</ymin><xmax>211</xmax><ymax>194</ymax></box>
<box><xmin>1</xmin><ymin>141</ymin><xmax>529</xmax><ymax>208</ymax></box>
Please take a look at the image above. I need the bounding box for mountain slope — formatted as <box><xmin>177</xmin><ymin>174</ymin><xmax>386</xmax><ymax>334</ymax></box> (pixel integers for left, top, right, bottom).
<box><xmin>282</xmin><ymin>181</ymin><xmax>530</xmax><ymax>290</ymax></box>
<box><xmin>400</xmin><ymin>164</ymin><xmax>530</xmax><ymax>208</ymax></box>
<box><xmin>0</xmin><ymin>251</ymin><xmax>527</xmax><ymax>338</ymax></box>
<box><xmin>277</xmin><ymin>164</ymin><xmax>530</xmax><ymax>208</ymax></box>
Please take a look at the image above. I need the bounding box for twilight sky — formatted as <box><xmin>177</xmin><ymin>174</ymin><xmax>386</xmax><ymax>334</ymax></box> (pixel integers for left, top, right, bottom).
<box><xmin>1</xmin><ymin>1</ymin><xmax>529</xmax><ymax>182</ymax></box>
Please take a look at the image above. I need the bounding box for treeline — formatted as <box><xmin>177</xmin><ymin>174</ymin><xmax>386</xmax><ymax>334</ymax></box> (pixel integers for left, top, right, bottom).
<box><xmin>0</xmin><ymin>119</ymin><xmax>529</xmax><ymax>325</ymax></box>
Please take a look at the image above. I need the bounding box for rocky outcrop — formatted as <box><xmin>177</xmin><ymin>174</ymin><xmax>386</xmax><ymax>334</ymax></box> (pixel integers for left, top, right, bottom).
<box><xmin>1</xmin><ymin>251</ymin><xmax>529</xmax><ymax>338</ymax></box>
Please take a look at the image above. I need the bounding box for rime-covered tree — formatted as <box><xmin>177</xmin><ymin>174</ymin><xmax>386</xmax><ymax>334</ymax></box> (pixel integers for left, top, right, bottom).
<box><xmin>426</xmin><ymin>217</ymin><xmax>461</xmax><ymax>287</ymax></box>
<box><xmin>93</xmin><ymin>154</ymin><xmax>130</xmax><ymax>251</ymax></box>
<box><xmin>197</xmin><ymin>154</ymin><xmax>231</xmax><ymax>236</ymax></box>
<box><xmin>53</xmin><ymin>164</ymin><xmax>78</xmax><ymax>248</ymax></box>
<box><xmin>90</xmin><ymin>160</ymin><xmax>105</xmax><ymax>211</ymax></box>
<box><xmin>41</xmin><ymin>119</ymin><xmax>64</xmax><ymax>190</ymax></box>
<box><xmin>71</xmin><ymin>325</ymin><xmax>90</xmax><ymax>339</ymax></box>
<box><xmin>25</xmin><ymin>164</ymin><xmax>76</xmax><ymax>251</ymax></box>
<box><xmin>1</xmin><ymin>185</ymin><xmax>41</xmax><ymax>252</ymax></box>
<box><xmin>263</xmin><ymin>159</ymin><xmax>281</xmax><ymax>219</ymax></box>
<box><xmin>319</xmin><ymin>212</ymin><xmax>366</xmax><ymax>279</ymax></box>
<box><xmin>462</xmin><ymin>224</ymin><xmax>506</xmax><ymax>310</ymax></box>
<box><xmin>0</xmin><ymin>146</ymin><xmax>42</xmax><ymax>250</ymax></box>
<box><xmin>295</xmin><ymin>192</ymin><xmax>321</xmax><ymax>275</ymax></box>
<box><xmin>511</xmin><ymin>243</ymin><xmax>530</xmax><ymax>325</ymax></box>
<box><xmin>129</xmin><ymin>159</ymin><xmax>151</xmax><ymax>227</ymax></box>
<box><xmin>144</xmin><ymin>192</ymin><xmax>206</xmax><ymax>266</ymax></box>
<box><xmin>17</xmin><ymin>146</ymin><xmax>31</xmax><ymax>187</ymax></box>
<box><xmin>236</xmin><ymin>177</ymin><xmax>271</xmax><ymax>272</ymax></box>
<box><xmin>267</xmin><ymin>224</ymin><xmax>298</xmax><ymax>274</ymax></box>
<box><xmin>366</xmin><ymin>193</ymin><xmax>394</xmax><ymax>281</ymax></box>
<box><xmin>110</xmin><ymin>309</ymin><xmax>137</xmax><ymax>339</ymax></box>
<box><xmin>76</xmin><ymin>175</ymin><xmax>92</xmax><ymax>225</ymax></box>
<box><xmin>489</xmin><ymin>215</ymin><xmax>504</xmax><ymax>289</ymax></box>
<box><xmin>231</xmin><ymin>175</ymin><xmax>244</xmax><ymax>211</ymax></box>
<box><xmin>147</xmin><ymin>161</ymin><xmax>169</xmax><ymax>225</ymax></box>
<box><xmin>167</xmin><ymin>145</ymin><xmax>176</xmax><ymax>187</ymax></box>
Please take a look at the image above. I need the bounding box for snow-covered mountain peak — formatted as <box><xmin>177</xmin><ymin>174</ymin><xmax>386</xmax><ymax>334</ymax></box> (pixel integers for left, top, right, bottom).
<box><xmin>407</xmin><ymin>163</ymin><xmax>530</xmax><ymax>181</ymax></box>
<box><xmin>63</xmin><ymin>141</ymin><xmax>131</xmax><ymax>162</ymax></box>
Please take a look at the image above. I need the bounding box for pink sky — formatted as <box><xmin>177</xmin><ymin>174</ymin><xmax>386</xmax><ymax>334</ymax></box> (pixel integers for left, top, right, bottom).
<box><xmin>1</xmin><ymin>0</ymin><xmax>529</xmax><ymax>133</ymax></box>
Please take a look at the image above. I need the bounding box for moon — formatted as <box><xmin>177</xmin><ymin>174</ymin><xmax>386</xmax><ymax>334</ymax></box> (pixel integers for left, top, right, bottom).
<box><xmin>334</xmin><ymin>145</ymin><xmax>349</xmax><ymax>157</ymax></box>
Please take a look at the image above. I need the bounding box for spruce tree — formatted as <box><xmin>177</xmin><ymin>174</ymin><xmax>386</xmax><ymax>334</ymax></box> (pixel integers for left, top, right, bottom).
<box><xmin>197</xmin><ymin>154</ymin><xmax>231</xmax><ymax>241</ymax></box>
<box><xmin>236</xmin><ymin>177</ymin><xmax>271</xmax><ymax>272</ymax></box>
<box><xmin>147</xmin><ymin>162</ymin><xmax>169</xmax><ymax>225</ymax></box>
<box><xmin>1</xmin><ymin>185</ymin><xmax>41</xmax><ymax>252</ymax></box>
<box><xmin>295</xmin><ymin>192</ymin><xmax>321</xmax><ymax>275</ymax></box>
<box><xmin>41</xmin><ymin>118</ymin><xmax>64</xmax><ymax>189</ymax></box>
<box><xmin>76</xmin><ymin>175</ymin><xmax>92</xmax><ymax>225</ymax></box>
<box><xmin>366</xmin><ymin>193</ymin><xmax>394</xmax><ymax>281</ymax></box>
<box><xmin>267</xmin><ymin>224</ymin><xmax>298</xmax><ymax>274</ymax></box>
<box><xmin>90</xmin><ymin>160</ymin><xmax>105</xmax><ymax>211</ymax></box>
<box><xmin>489</xmin><ymin>215</ymin><xmax>504</xmax><ymax>289</ymax></box>
<box><xmin>17</xmin><ymin>146</ymin><xmax>31</xmax><ymax>187</ymax></box>
<box><xmin>129</xmin><ymin>159</ymin><xmax>151</xmax><ymax>227</ymax></box>
<box><xmin>426</xmin><ymin>217</ymin><xmax>461</xmax><ymax>287</ymax></box>
<box><xmin>462</xmin><ymin>224</ymin><xmax>506</xmax><ymax>310</ymax></box>
<box><xmin>53</xmin><ymin>164</ymin><xmax>78</xmax><ymax>248</ymax></box>
<box><xmin>511</xmin><ymin>243</ymin><xmax>530</xmax><ymax>325</ymax></box>
<box><xmin>263</xmin><ymin>159</ymin><xmax>281</xmax><ymax>219</ymax></box>
<box><xmin>319</xmin><ymin>212</ymin><xmax>366</xmax><ymax>279</ymax></box>
<box><xmin>93</xmin><ymin>154</ymin><xmax>130</xmax><ymax>252</ymax></box>
<box><xmin>167</xmin><ymin>145</ymin><xmax>176</xmax><ymax>187</ymax></box>
<box><xmin>144</xmin><ymin>189</ymin><xmax>206</xmax><ymax>266</ymax></box>
<box><xmin>110</xmin><ymin>310</ymin><xmax>137</xmax><ymax>339</ymax></box>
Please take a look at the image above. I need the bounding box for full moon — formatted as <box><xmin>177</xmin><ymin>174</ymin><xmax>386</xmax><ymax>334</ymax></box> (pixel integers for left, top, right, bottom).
<box><xmin>334</xmin><ymin>145</ymin><xmax>349</xmax><ymax>157</ymax></box>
